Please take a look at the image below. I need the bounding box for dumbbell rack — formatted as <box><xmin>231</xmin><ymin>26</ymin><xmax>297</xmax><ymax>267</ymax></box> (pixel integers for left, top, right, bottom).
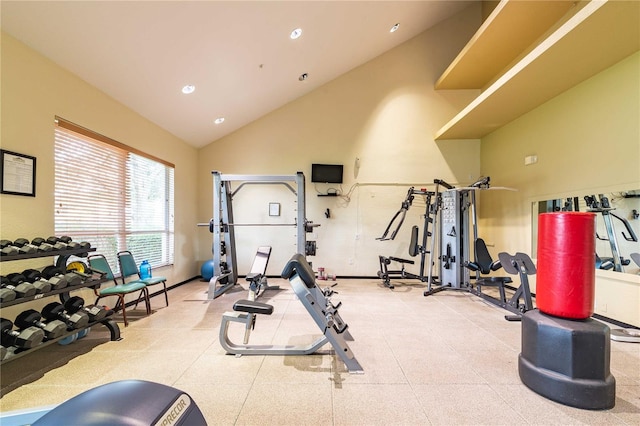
<box><xmin>1</xmin><ymin>246</ymin><xmax>121</xmax><ymax>364</ymax></box>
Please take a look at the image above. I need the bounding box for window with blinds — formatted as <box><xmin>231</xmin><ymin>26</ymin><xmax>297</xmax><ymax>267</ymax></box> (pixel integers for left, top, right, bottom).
<box><xmin>54</xmin><ymin>118</ymin><xmax>174</xmax><ymax>274</ymax></box>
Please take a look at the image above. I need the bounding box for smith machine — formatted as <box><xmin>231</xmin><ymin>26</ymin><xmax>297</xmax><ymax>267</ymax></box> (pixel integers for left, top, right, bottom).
<box><xmin>202</xmin><ymin>172</ymin><xmax>318</xmax><ymax>300</ymax></box>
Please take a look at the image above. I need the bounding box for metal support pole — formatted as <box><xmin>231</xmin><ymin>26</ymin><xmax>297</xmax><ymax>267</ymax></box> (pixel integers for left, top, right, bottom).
<box><xmin>601</xmin><ymin>212</ymin><xmax>623</xmax><ymax>272</ymax></box>
<box><xmin>294</xmin><ymin>172</ymin><xmax>306</xmax><ymax>255</ymax></box>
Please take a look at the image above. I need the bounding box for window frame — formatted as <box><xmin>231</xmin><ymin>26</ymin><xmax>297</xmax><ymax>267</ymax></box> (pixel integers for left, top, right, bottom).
<box><xmin>54</xmin><ymin>117</ymin><xmax>175</xmax><ymax>273</ymax></box>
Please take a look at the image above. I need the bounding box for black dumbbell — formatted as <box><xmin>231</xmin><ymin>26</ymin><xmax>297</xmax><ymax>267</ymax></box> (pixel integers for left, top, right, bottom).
<box><xmin>0</xmin><ymin>240</ymin><xmax>18</xmax><ymax>256</ymax></box>
<box><xmin>41</xmin><ymin>302</ymin><xmax>89</xmax><ymax>330</ymax></box>
<box><xmin>20</xmin><ymin>269</ymin><xmax>53</xmax><ymax>293</ymax></box>
<box><xmin>40</xmin><ymin>266</ymin><xmax>68</xmax><ymax>290</ymax></box>
<box><xmin>31</xmin><ymin>237</ymin><xmax>55</xmax><ymax>252</ymax></box>
<box><xmin>1</xmin><ymin>274</ymin><xmax>37</xmax><ymax>298</ymax></box>
<box><xmin>8</xmin><ymin>272</ymin><xmax>50</xmax><ymax>294</ymax></box>
<box><xmin>65</xmin><ymin>296</ymin><xmax>109</xmax><ymax>322</ymax></box>
<box><xmin>65</xmin><ymin>262</ymin><xmax>94</xmax><ymax>285</ymax></box>
<box><xmin>12</xmin><ymin>238</ymin><xmax>39</xmax><ymax>254</ymax></box>
<box><xmin>46</xmin><ymin>236</ymin><xmax>68</xmax><ymax>251</ymax></box>
<box><xmin>0</xmin><ymin>318</ymin><xmax>44</xmax><ymax>349</ymax></box>
<box><xmin>0</xmin><ymin>277</ymin><xmax>17</xmax><ymax>303</ymax></box>
<box><xmin>15</xmin><ymin>309</ymin><xmax>66</xmax><ymax>340</ymax></box>
<box><xmin>58</xmin><ymin>236</ymin><xmax>81</xmax><ymax>250</ymax></box>
<box><xmin>63</xmin><ymin>237</ymin><xmax>91</xmax><ymax>250</ymax></box>
<box><xmin>63</xmin><ymin>270</ymin><xmax>84</xmax><ymax>287</ymax></box>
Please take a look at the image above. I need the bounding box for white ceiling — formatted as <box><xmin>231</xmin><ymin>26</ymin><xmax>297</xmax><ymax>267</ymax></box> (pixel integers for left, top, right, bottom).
<box><xmin>1</xmin><ymin>1</ymin><xmax>474</xmax><ymax>148</ymax></box>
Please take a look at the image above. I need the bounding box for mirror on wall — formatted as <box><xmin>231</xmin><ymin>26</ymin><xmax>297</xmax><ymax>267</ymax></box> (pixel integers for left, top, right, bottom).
<box><xmin>532</xmin><ymin>189</ymin><xmax>640</xmax><ymax>275</ymax></box>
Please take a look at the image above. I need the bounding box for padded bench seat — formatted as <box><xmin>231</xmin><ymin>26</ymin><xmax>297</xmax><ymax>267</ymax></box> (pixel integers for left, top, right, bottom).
<box><xmin>233</xmin><ymin>299</ymin><xmax>274</xmax><ymax>315</ymax></box>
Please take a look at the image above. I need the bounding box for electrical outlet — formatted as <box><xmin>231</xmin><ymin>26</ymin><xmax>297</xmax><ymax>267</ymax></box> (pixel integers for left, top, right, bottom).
<box><xmin>348</xmin><ymin>258</ymin><xmax>354</xmax><ymax>265</ymax></box>
<box><xmin>355</xmin><ymin>234</ymin><xmax>360</xmax><ymax>240</ymax></box>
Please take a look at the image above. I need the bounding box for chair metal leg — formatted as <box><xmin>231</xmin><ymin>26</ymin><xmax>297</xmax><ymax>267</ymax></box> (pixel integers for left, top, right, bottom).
<box><xmin>95</xmin><ymin>289</ymin><xmax>151</xmax><ymax>328</ymax></box>
<box><xmin>134</xmin><ymin>288</ymin><xmax>147</xmax><ymax>310</ymax></box>
<box><xmin>162</xmin><ymin>282</ymin><xmax>168</xmax><ymax>306</ymax></box>
<box><xmin>149</xmin><ymin>282</ymin><xmax>169</xmax><ymax>306</ymax></box>
<box><xmin>118</xmin><ymin>294</ymin><xmax>129</xmax><ymax>327</ymax></box>
<box><xmin>144</xmin><ymin>288</ymin><xmax>151</xmax><ymax>314</ymax></box>
<box><xmin>110</xmin><ymin>296</ymin><xmax>123</xmax><ymax>312</ymax></box>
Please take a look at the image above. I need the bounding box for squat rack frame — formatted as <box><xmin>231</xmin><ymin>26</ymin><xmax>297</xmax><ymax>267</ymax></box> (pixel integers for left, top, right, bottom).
<box><xmin>208</xmin><ymin>171</ymin><xmax>308</xmax><ymax>299</ymax></box>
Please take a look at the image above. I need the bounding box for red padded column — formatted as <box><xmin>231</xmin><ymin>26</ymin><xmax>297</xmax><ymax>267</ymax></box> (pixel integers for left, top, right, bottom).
<box><xmin>536</xmin><ymin>212</ymin><xmax>596</xmax><ymax>319</ymax></box>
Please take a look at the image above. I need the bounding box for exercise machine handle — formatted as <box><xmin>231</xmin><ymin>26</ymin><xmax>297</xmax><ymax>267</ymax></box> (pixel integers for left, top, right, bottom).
<box><xmin>434</xmin><ymin>179</ymin><xmax>454</xmax><ymax>190</ymax></box>
<box><xmin>610</xmin><ymin>212</ymin><xmax>638</xmax><ymax>242</ymax></box>
<box><xmin>376</xmin><ymin>187</ymin><xmax>415</xmax><ymax>240</ymax></box>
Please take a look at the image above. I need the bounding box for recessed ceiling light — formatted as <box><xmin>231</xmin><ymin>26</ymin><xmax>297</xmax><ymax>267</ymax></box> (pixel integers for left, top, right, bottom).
<box><xmin>290</xmin><ymin>28</ymin><xmax>302</xmax><ymax>39</ymax></box>
<box><xmin>214</xmin><ymin>117</ymin><xmax>225</xmax><ymax>124</ymax></box>
<box><xmin>181</xmin><ymin>84</ymin><xmax>195</xmax><ymax>94</ymax></box>
<box><xmin>298</xmin><ymin>73</ymin><xmax>308</xmax><ymax>81</ymax></box>
<box><xmin>390</xmin><ymin>23</ymin><xmax>400</xmax><ymax>33</ymax></box>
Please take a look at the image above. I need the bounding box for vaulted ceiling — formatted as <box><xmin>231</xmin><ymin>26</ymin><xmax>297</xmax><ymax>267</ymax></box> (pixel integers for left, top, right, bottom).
<box><xmin>1</xmin><ymin>1</ymin><xmax>475</xmax><ymax>147</ymax></box>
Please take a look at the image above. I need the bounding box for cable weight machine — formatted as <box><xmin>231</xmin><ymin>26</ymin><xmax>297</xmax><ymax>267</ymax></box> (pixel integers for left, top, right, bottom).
<box><xmin>376</xmin><ymin>179</ymin><xmax>472</xmax><ymax>291</ymax></box>
<box><xmin>423</xmin><ymin>177</ymin><xmax>534</xmax><ymax>319</ymax></box>
<box><xmin>376</xmin><ymin>187</ymin><xmax>437</xmax><ymax>288</ymax></box>
<box><xmin>424</xmin><ymin>178</ymin><xmax>474</xmax><ymax>295</ymax></box>
<box><xmin>377</xmin><ymin>177</ymin><xmax>494</xmax><ymax>293</ymax></box>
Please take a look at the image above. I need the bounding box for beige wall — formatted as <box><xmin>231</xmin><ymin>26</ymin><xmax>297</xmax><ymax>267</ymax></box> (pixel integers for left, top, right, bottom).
<box><xmin>479</xmin><ymin>51</ymin><xmax>640</xmax><ymax>326</ymax></box>
<box><xmin>0</xmin><ymin>33</ymin><xmax>199</xmax><ymax>315</ymax></box>
<box><xmin>3</xmin><ymin>3</ymin><xmax>637</xmax><ymax>326</ymax></box>
<box><xmin>196</xmin><ymin>5</ymin><xmax>482</xmax><ymax>276</ymax></box>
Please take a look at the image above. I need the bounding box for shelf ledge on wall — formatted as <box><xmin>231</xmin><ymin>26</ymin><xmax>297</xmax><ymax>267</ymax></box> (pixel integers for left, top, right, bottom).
<box><xmin>434</xmin><ymin>0</ymin><xmax>640</xmax><ymax>141</ymax></box>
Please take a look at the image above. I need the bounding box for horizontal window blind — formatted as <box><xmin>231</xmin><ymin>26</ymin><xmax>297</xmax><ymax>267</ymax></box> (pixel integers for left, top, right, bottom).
<box><xmin>54</xmin><ymin>119</ymin><xmax>174</xmax><ymax>274</ymax></box>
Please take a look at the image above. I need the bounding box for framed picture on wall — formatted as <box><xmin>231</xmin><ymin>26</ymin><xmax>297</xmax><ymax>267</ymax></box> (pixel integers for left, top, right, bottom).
<box><xmin>269</xmin><ymin>202</ymin><xmax>280</xmax><ymax>217</ymax></box>
<box><xmin>0</xmin><ymin>149</ymin><xmax>37</xmax><ymax>197</ymax></box>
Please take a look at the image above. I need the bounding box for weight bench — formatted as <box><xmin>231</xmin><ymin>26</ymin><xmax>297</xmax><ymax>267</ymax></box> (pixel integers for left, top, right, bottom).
<box><xmin>466</xmin><ymin>238</ymin><xmax>512</xmax><ymax>303</ymax></box>
<box><xmin>496</xmin><ymin>252</ymin><xmax>535</xmax><ymax>321</ymax></box>
<box><xmin>208</xmin><ymin>245</ymin><xmax>274</xmax><ymax>299</ymax></box>
<box><xmin>245</xmin><ymin>246</ymin><xmax>277</xmax><ymax>300</ymax></box>
<box><xmin>219</xmin><ymin>253</ymin><xmax>363</xmax><ymax>373</ymax></box>
<box><xmin>465</xmin><ymin>242</ymin><xmax>535</xmax><ymax>321</ymax></box>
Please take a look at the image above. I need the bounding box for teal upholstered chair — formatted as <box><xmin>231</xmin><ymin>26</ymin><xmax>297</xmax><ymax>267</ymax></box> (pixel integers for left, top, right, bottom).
<box><xmin>88</xmin><ymin>254</ymin><xmax>150</xmax><ymax>327</ymax></box>
<box><xmin>117</xmin><ymin>251</ymin><xmax>169</xmax><ymax>307</ymax></box>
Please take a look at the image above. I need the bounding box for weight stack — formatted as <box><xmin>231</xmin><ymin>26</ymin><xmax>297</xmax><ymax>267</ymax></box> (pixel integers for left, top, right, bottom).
<box><xmin>519</xmin><ymin>310</ymin><xmax>615</xmax><ymax>409</ymax></box>
<box><xmin>519</xmin><ymin>212</ymin><xmax>615</xmax><ymax>410</ymax></box>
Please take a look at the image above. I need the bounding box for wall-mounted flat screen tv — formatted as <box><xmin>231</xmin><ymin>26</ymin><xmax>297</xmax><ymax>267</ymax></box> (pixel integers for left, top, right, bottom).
<box><xmin>311</xmin><ymin>164</ymin><xmax>343</xmax><ymax>184</ymax></box>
